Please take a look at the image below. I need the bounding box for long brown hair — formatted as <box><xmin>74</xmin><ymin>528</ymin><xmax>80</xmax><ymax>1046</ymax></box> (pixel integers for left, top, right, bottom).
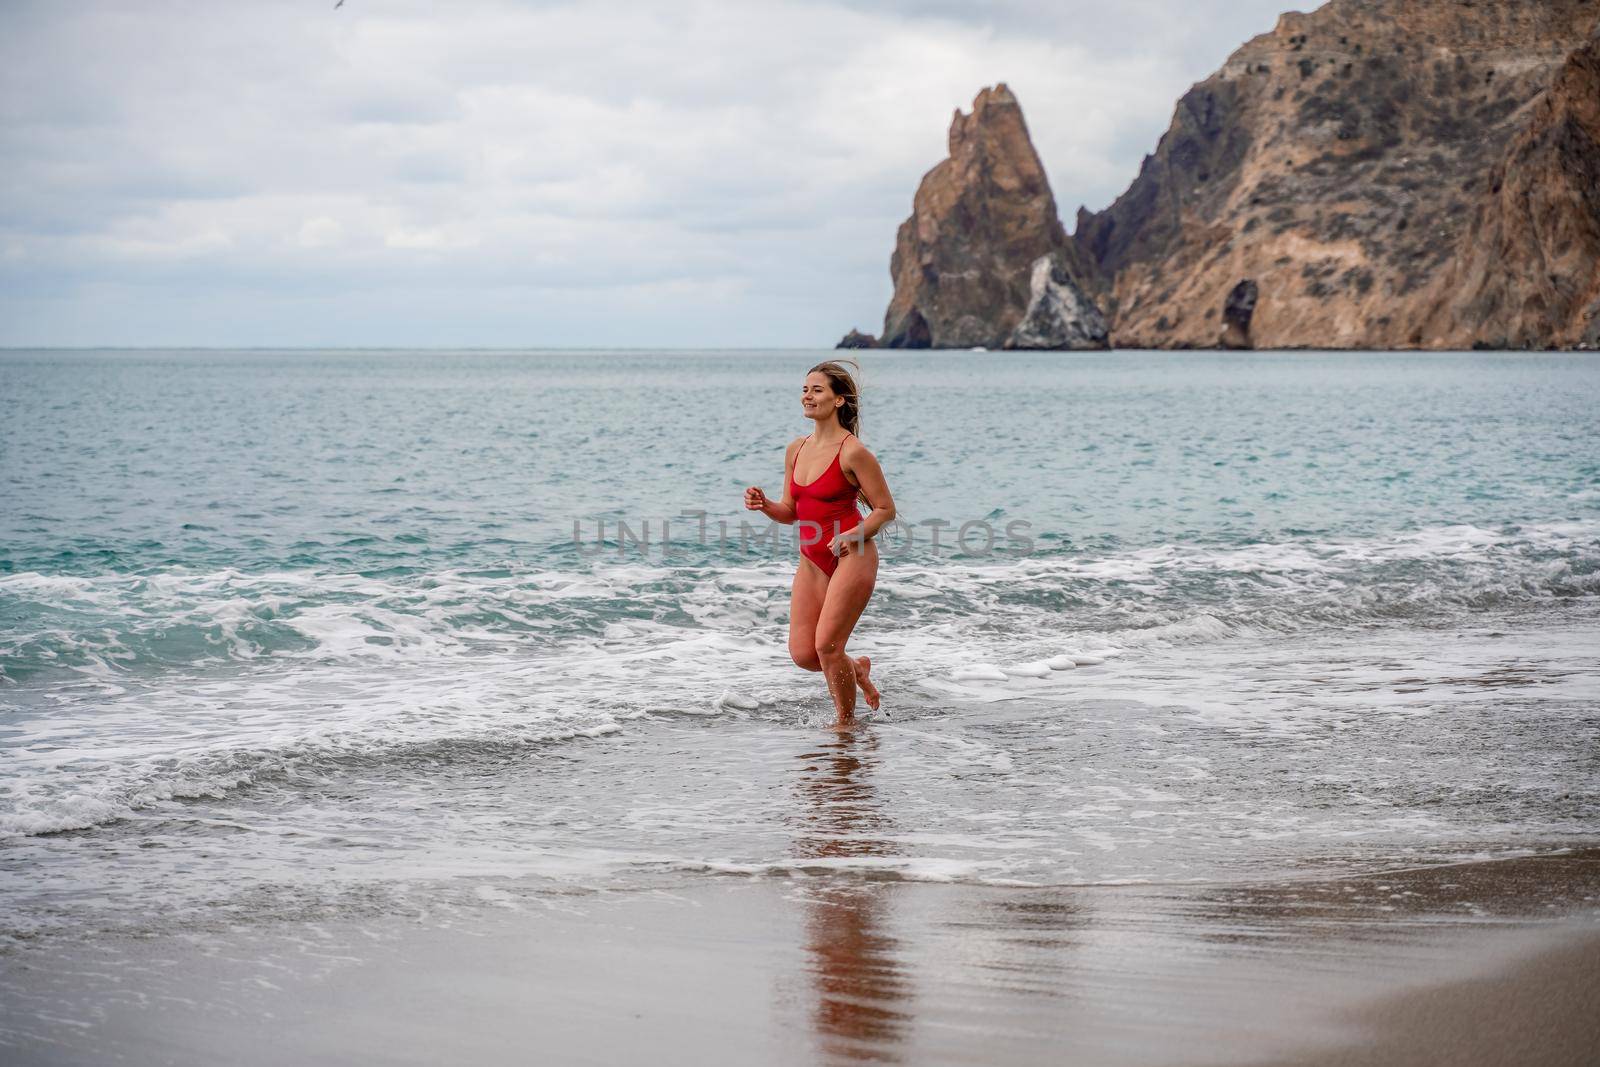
<box><xmin>806</xmin><ymin>359</ymin><xmax>872</xmax><ymax>508</ymax></box>
<box><xmin>808</xmin><ymin>359</ymin><xmax>861</xmax><ymax>438</ymax></box>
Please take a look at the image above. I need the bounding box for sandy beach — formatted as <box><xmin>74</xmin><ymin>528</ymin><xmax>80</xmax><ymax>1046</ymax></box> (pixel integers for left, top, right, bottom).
<box><xmin>1254</xmin><ymin>933</ymin><xmax>1600</xmax><ymax>1067</ymax></box>
<box><xmin>4</xmin><ymin>850</ymin><xmax>1596</xmax><ymax>1065</ymax></box>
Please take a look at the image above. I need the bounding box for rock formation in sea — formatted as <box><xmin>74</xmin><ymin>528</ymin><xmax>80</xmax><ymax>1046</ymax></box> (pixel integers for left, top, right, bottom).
<box><xmin>1073</xmin><ymin>0</ymin><xmax>1600</xmax><ymax>349</ymax></box>
<box><xmin>844</xmin><ymin>0</ymin><xmax>1600</xmax><ymax>351</ymax></box>
<box><xmin>839</xmin><ymin>84</ymin><xmax>1104</xmax><ymax>351</ymax></box>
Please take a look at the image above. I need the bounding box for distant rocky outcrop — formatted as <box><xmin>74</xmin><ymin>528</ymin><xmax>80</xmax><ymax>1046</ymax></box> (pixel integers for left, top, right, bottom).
<box><xmin>835</xmin><ymin>328</ymin><xmax>878</xmax><ymax>349</ymax></box>
<box><xmin>876</xmin><ymin>84</ymin><xmax>1104</xmax><ymax>350</ymax></box>
<box><xmin>847</xmin><ymin>0</ymin><xmax>1600</xmax><ymax>351</ymax></box>
<box><xmin>1074</xmin><ymin>0</ymin><xmax>1600</xmax><ymax>349</ymax></box>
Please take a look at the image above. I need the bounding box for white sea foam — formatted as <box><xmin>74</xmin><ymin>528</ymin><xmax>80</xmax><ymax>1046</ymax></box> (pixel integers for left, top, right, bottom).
<box><xmin>12</xmin><ymin>517</ymin><xmax>1584</xmax><ymax>687</ymax></box>
<box><xmin>2</xmin><ymin>516</ymin><xmax>1597</xmax><ymax>950</ymax></box>
<box><xmin>1002</xmin><ymin>662</ymin><xmax>1052</xmax><ymax>678</ymax></box>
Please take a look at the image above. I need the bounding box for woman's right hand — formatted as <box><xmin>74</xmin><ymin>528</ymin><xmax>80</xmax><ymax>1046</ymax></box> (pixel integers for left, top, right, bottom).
<box><xmin>744</xmin><ymin>486</ymin><xmax>768</xmax><ymax>511</ymax></box>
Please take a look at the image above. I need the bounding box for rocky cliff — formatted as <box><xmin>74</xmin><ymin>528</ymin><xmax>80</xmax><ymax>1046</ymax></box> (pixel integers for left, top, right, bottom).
<box><xmin>1074</xmin><ymin>0</ymin><xmax>1600</xmax><ymax>349</ymax></box>
<box><xmin>840</xmin><ymin>84</ymin><xmax>1104</xmax><ymax>350</ymax></box>
<box><xmin>1416</xmin><ymin>34</ymin><xmax>1600</xmax><ymax>348</ymax></box>
<box><xmin>846</xmin><ymin>0</ymin><xmax>1600</xmax><ymax>351</ymax></box>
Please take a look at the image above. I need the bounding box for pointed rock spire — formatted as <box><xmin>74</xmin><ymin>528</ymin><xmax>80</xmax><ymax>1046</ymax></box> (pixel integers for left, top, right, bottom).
<box><xmin>878</xmin><ymin>85</ymin><xmax>1103</xmax><ymax>349</ymax></box>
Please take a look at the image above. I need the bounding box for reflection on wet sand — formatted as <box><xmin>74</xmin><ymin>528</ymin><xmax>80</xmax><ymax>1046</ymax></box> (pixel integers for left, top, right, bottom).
<box><xmin>960</xmin><ymin>895</ymin><xmax>1090</xmax><ymax>1000</ymax></box>
<box><xmin>792</xmin><ymin>731</ymin><xmax>910</xmax><ymax>1063</ymax></box>
<box><xmin>777</xmin><ymin>731</ymin><xmax>1600</xmax><ymax>1065</ymax></box>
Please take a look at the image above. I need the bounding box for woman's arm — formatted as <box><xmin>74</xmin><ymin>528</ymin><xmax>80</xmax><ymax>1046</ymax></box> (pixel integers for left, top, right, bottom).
<box><xmin>843</xmin><ymin>440</ymin><xmax>896</xmax><ymax>539</ymax></box>
<box><xmin>743</xmin><ymin>438</ymin><xmax>800</xmax><ymax>524</ymax></box>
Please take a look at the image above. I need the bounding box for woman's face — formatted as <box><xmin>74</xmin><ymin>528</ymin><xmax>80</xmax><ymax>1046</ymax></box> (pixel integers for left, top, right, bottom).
<box><xmin>801</xmin><ymin>372</ymin><xmax>841</xmax><ymax>422</ymax></box>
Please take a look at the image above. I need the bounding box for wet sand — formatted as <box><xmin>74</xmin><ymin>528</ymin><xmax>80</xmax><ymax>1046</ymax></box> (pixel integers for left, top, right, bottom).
<box><xmin>1250</xmin><ymin>932</ymin><xmax>1600</xmax><ymax>1067</ymax></box>
<box><xmin>2</xmin><ymin>850</ymin><xmax>1597</xmax><ymax>1065</ymax></box>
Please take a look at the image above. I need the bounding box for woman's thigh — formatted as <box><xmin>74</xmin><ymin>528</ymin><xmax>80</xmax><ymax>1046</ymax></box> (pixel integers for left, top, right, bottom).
<box><xmin>789</xmin><ymin>558</ymin><xmax>830</xmax><ymax>668</ymax></box>
<box><xmin>814</xmin><ymin>540</ymin><xmax>879</xmax><ymax>654</ymax></box>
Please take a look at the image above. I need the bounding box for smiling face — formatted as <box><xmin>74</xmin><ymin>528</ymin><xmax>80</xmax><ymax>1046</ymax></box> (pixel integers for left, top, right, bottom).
<box><xmin>801</xmin><ymin>371</ymin><xmax>842</xmax><ymax>423</ymax></box>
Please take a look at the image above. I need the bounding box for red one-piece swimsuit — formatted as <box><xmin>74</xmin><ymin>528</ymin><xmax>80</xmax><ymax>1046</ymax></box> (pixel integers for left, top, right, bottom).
<box><xmin>789</xmin><ymin>432</ymin><xmax>864</xmax><ymax>578</ymax></box>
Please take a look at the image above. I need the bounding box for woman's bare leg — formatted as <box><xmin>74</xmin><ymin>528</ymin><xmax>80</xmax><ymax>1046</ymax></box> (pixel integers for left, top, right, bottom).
<box><xmin>814</xmin><ymin>540</ymin><xmax>879</xmax><ymax>728</ymax></box>
<box><xmin>789</xmin><ymin>558</ymin><xmax>828</xmax><ymax>672</ymax></box>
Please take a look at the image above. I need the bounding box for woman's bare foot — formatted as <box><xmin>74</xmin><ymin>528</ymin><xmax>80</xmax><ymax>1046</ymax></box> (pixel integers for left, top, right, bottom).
<box><xmin>854</xmin><ymin>655</ymin><xmax>881</xmax><ymax>711</ymax></box>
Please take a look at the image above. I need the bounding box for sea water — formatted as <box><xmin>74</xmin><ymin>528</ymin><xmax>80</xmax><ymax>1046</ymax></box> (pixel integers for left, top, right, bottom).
<box><xmin>1</xmin><ymin>348</ymin><xmax>1597</xmax><ymax>943</ymax></box>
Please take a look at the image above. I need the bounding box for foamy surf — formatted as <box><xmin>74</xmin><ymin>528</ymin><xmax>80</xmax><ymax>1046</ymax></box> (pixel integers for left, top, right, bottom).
<box><xmin>3</xmin><ymin>518</ymin><xmax>1594</xmax><ymax>687</ymax></box>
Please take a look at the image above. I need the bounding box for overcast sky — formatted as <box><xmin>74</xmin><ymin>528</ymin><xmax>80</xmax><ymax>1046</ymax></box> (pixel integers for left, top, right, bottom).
<box><xmin>1</xmin><ymin>0</ymin><xmax>1303</xmax><ymax>347</ymax></box>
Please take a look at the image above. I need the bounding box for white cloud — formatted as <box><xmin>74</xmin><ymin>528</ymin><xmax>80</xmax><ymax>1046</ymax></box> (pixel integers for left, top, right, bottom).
<box><xmin>296</xmin><ymin>216</ymin><xmax>345</xmax><ymax>249</ymax></box>
<box><xmin>0</xmin><ymin>0</ymin><xmax>1301</xmax><ymax>346</ymax></box>
<box><xmin>383</xmin><ymin>224</ymin><xmax>480</xmax><ymax>250</ymax></box>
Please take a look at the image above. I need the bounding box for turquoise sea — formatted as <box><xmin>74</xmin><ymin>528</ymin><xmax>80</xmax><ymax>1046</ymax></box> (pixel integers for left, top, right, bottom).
<box><xmin>1</xmin><ymin>348</ymin><xmax>1598</xmax><ymax>944</ymax></box>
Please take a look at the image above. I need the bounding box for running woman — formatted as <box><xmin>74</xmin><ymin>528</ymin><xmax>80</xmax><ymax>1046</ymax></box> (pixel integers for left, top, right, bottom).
<box><xmin>744</xmin><ymin>360</ymin><xmax>896</xmax><ymax>729</ymax></box>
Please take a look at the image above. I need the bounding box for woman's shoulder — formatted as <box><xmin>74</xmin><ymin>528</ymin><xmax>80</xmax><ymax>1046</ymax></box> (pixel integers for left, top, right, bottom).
<box><xmin>840</xmin><ymin>433</ymin><xmax>877</xmax><ymax>471</ymax></box>
<box><xmin>843</xmin><ymin>433</ymin><xmax>875</xmax><ymax>458</ymax></box>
